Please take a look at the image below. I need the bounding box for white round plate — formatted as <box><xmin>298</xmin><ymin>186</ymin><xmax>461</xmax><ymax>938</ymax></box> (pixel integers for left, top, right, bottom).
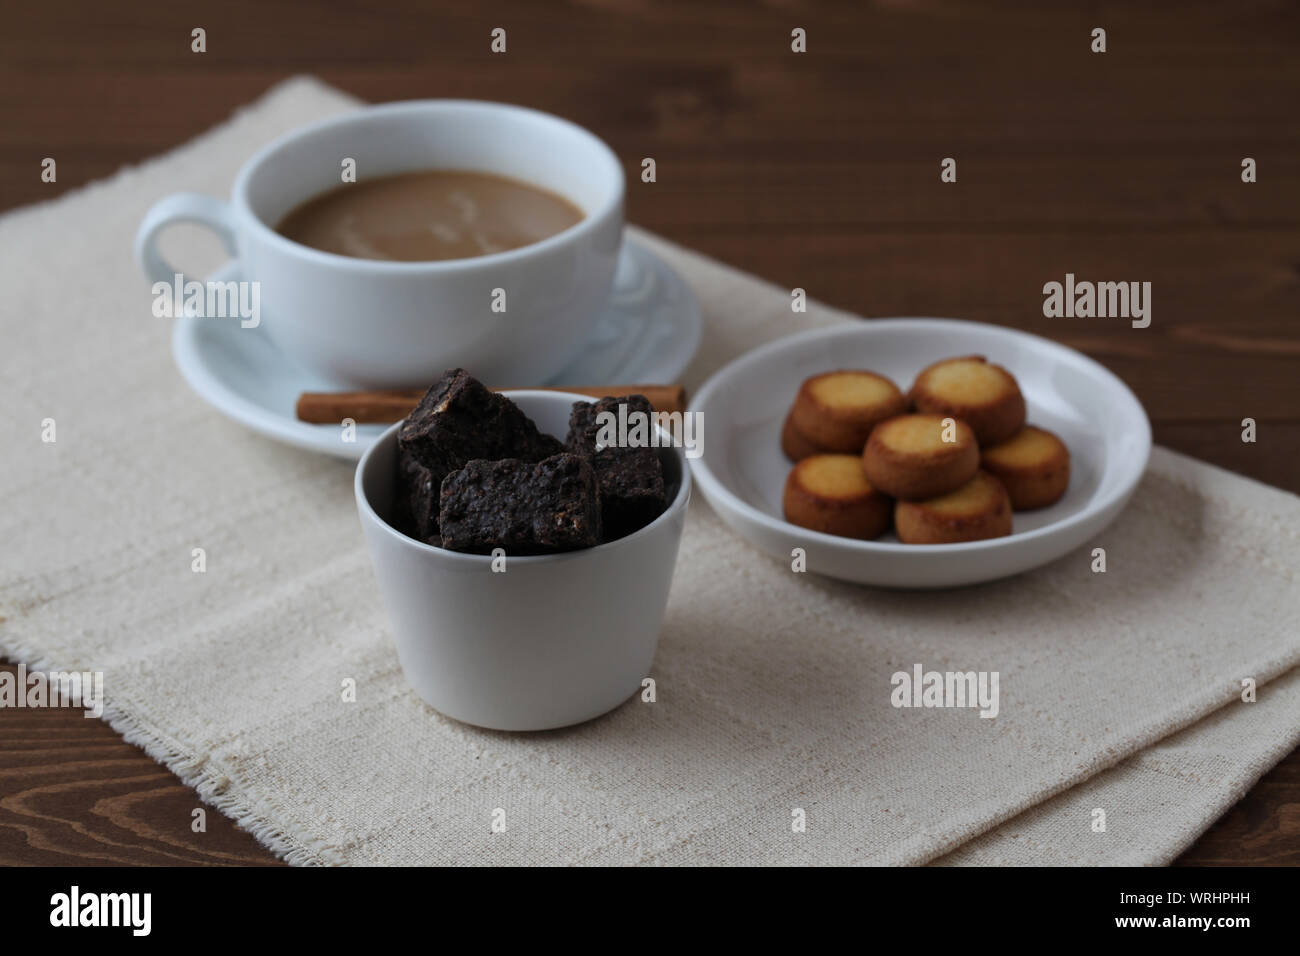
<box><xmin>688</xmin><ymin>319</ymin><xmax>1151</xmax><ymax>589</ymax></box>
<box><xmin>171</xmin><ymin>236</ymin><xmax>702</xmax><ymax>459</ymax></box>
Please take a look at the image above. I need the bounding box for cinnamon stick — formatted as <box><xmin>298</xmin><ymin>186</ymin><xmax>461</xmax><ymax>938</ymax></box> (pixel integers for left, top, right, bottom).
<box><xmin>296</xmin><ymin>384</ymin><xmax>688</xmax><ymax>424</ymax></box>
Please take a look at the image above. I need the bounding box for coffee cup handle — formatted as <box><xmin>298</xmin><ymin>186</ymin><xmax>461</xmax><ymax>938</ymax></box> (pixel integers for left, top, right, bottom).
<box><xmin>135</xmin><ymin>193</ymin><xmax>239</xmax><ymax>288</ymax></box>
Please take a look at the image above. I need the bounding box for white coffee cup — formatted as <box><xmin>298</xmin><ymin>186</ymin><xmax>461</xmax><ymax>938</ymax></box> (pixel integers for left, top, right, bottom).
<box><xmin>135</xmin><ymin>100</ymin><xmax>625</xmax><ymax>388</ymax></box>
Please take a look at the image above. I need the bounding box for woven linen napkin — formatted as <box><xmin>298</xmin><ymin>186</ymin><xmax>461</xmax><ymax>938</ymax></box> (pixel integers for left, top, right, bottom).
<box><xmin>2</xmin><ymin>77</ymin><xmax>1298</xmax><ymax>866</ymax></box>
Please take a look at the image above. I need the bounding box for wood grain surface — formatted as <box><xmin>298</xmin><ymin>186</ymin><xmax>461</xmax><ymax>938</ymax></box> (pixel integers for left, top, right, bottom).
<box><xmin>1</xmin><ymin>0</ymin><xmax>1297</xmax><ymax>866</ymax></box>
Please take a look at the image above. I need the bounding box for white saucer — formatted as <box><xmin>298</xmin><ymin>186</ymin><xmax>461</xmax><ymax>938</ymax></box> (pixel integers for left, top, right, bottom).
<box><xmin>172</xmin><ymin>237</ymin><xmax>702</xmax><ymax>460</ymax></box>
<box><xmin>688</xmin><ymin>319</ymin><xmax>1151</xmax><ymax>589</ymax></box>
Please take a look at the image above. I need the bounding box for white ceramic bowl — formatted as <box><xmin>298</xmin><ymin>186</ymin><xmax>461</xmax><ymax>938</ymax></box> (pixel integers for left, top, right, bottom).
<box><xmin>688</xmin><ymin>319</ymin><xmax>1151</xmax><ymax>588</ymax></box>
<box><xmin>355</xmin><ymin>391</ymin><xmax>690</xmax><ymax>730</ymax></box>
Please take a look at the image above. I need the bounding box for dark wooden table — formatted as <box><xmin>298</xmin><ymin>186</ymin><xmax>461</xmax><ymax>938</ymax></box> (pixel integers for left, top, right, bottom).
<box><xmin>2</xmin><ymin>1</ymin><xmax>1297</xmax><ymax>865</ymax></box>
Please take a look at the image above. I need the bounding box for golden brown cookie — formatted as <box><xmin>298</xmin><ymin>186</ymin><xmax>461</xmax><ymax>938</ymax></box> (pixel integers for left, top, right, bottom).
<box><xmin>781</xmin><ymin>411</ymin><xmax>827</xmax><ymax>462</ymax></box>
<box><xmin>909</xmin><ymin>355</ymin><xmax>1026</xmax><ymax>446</ymax></box>
<box><xmin>894</xmin><ymin>470</ymin><xmax>1013</xmax><ymax>544</ymax></box>
<box><xmin>980</xmin><ymin>425</ymin><xmax>1070</xmax><ymax>510</ymax></box>
<box><xmin>861</xmin><ymin>414</ymin><xmax>979</xmax><ymax>500</ymax></box>
<box><xmin>789</xmin><ymin>370</ymin><xmax>908</xmax><ymax>453</ymax></box>
<box><xmin>783</xmin><ymin>454</ymin><xmax>892</xmax><ymax>539</ymax></box>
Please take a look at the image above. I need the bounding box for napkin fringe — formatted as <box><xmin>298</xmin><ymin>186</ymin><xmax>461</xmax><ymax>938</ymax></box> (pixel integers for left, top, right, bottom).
<box><xmin>0</xmin><ymin>630</ymin><xmax>339</xmax><ymax>866</ymax></box>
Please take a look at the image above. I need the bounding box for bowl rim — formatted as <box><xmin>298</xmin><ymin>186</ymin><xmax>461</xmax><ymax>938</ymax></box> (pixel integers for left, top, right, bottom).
<box><xmin>686</xmin><ymin>317</ymin><xmax>1152</xmax><ymax>556</ymax></box>
<box><xmin>354</xmin><ymin>389</ymin><xmax>691</xmax><ymax>564</ymax></box>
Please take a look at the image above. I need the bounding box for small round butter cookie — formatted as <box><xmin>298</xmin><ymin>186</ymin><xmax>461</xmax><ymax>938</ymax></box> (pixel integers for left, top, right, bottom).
<box><xmin>861</xmin><ymin>413</ymin><xmax>979</xmax><ymax>500</ymax></box>
<box><xmin>781</xmin><ymin>411</ymin><xmax>827</xmax><ymax>462</ymax></box>
<box><xmin>789</xmin><ymin>370</ymin><xmax>908</xmax><ymax>453</ymax></box>
<box><xmin>894</xmin><ymin>470</ymin><xmax>1013</xmax><ymax>544</ymax></box>
<box><xmin>783</xmin><ymin>454</ymin><xmax>892</xmax><ymax>540</ymax></box>
<box><xmin>980</xmin><ymin>425</ymin><xmax>1070</xmax><ymax>510</ymax></box>
<box><xmin>909</xmin><ymin>355</ymin><xmax>1025</xmax><ymax>446</ymax></box>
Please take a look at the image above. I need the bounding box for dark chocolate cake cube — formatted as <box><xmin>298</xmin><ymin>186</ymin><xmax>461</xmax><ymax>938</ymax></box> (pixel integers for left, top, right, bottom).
<box><xmin>400</xmin><ymin>455</ymin><xmax>438</xmax><ymax>543</ymax></box>
<box><xmin>396</xmin><ymin>369</ymin><xmax>563</xmax><ymax>535</ymax></box>
<box><xmin>438</xmin><ymin>454</ymin><xmax>602</xmax><ymax>555</ymax></box>
<box><xmin>565</xmin><ymin>394</ymin><xmax>657</xmax><ymax>455</ymax></box>
<box><xmin>589</xmin><ymin>446</ymin><xmax>667</xmax><ymax>540</ymax></box>
<box><xmin>565</xmin><ymin>395</ymin><xmax>668</xmax><ymax>540</ymax></box>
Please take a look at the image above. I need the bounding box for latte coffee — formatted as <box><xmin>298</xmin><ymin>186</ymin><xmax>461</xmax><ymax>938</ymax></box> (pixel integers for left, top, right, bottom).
<box><xmin>277</xmin><ymin>170</ymin><xmax>584</xmax><ymax>262</ymax></box>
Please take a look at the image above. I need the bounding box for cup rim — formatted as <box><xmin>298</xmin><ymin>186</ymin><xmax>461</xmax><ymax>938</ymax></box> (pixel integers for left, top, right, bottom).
<box><xmin>355</xmin><ymin>390</ymin><xmax>692</xmax><ymax>564</ymax></box>
<box><xmin>232</xmin><ymin>99</ymin><xmax>625</xmax><ymax>274</ymax></box>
